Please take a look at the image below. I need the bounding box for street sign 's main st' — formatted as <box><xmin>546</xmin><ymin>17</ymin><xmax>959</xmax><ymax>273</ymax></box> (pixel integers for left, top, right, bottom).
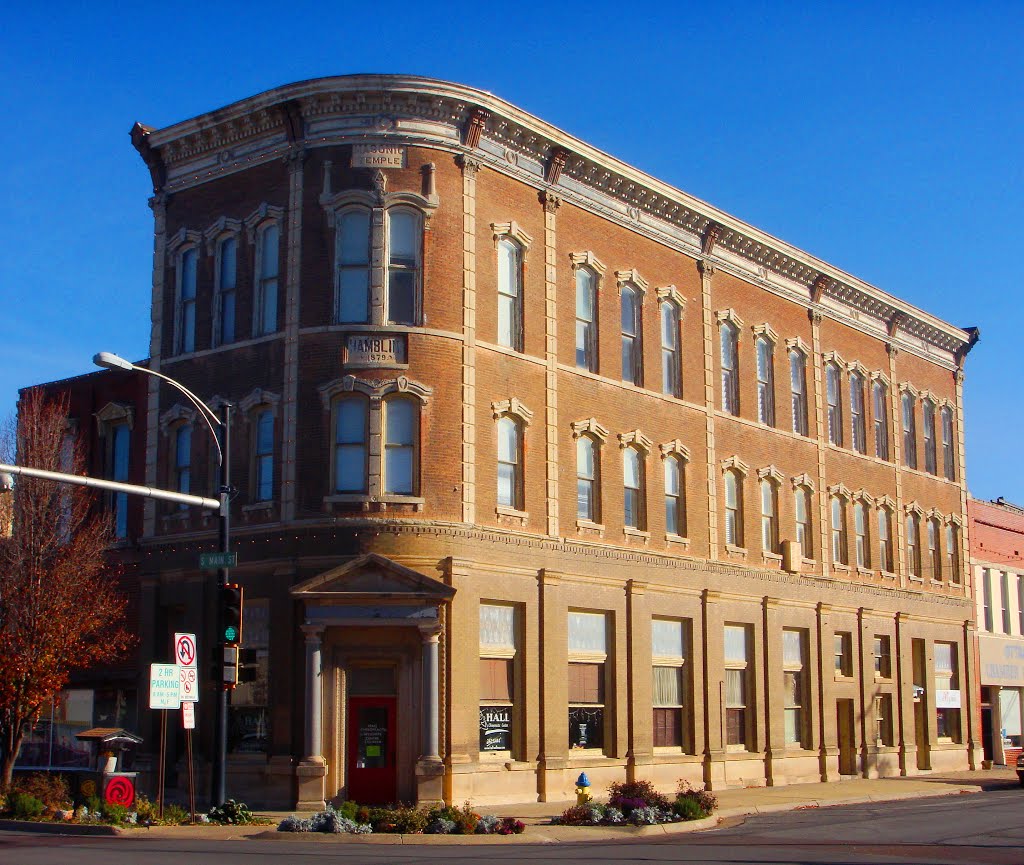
<box><xmin>200</xmin><ymin>552</ymin><xmax>237</xmax><ymax>570</ymax></box>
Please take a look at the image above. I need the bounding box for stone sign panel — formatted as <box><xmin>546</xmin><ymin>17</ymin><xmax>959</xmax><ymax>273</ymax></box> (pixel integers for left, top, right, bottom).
<box><xmin>352</xmin><ymin>144</ymin><xmax>406</xmax><ymax>169</ymax></box>
<box><xmin>344</xmin><ymin>334</ymin><xmax>407</xmax><ymax>369</ymax></box>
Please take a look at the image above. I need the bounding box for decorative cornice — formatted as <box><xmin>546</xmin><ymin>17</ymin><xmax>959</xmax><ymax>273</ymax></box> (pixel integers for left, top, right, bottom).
<box><xmin>491</xmin><ymin>397</ymin><xmax>533</xmax><ymax>424</ymax></box>
<box><xmin>167</xmin><ymin>227</ymin><xmax>201</xmax><ymax>256</ymax></box>
<box><xmin>571</xmin><ymin>418</ymin><xmax>609</xmax><ymax>440</ymax></box>
<box><xmin>244</xmin><ymin>203</ymin><xmax>285</xmax><ymax>242</ymax></box>
<box><xmin>615</xmin><ymin>268</ymin><xmax>649</xmax><ymax>295</ymax></box>
<box><xmin>491</xmin><ymin>221</ymin><xmax>533</xmax><ymax>249</ymax></box>
<box><xmin>617</xmin><ymin>429</ymin><xmax>652</xmax><ymax>453</ymax></box>
<box><xmin>659</xmin><ymin>440</ymin><xmax>690</xmax><ymax>461</ymax></box>
<box><xmin>751</xmin><ymin>322</ymin><xmax>778</xmax><ymax>344</ymax></box>
<box><xmin>756</xmin><ymin>465</ymin><xmax>784</xmax><ymax>485</ymax></box>
<box><xmin>239</xmin><ymin>387</ymin><xmax>282</xmax><ymax>416</ymax></box>
<box><xmin>569</xmin><ymin>251</ymin><xmax>607</xmax><ymax>276</ymax></box>
<box><xmin>94</xmin><ymin>401</ymin><xmax>135</xmax><ymax>433</ymax></box>
<box><xmin>319</xmin><ymin>375</ymin><xmax>433</xmax><ymax>410</ymax></box>
<box><xmin>715</xmin><ymin>308</ymin><xmax>743</xmax><ymax>329</ymax></box>
<box><xmin>827</xmin><ymin>483</ymin><xmax>852</xmax><ymax>500</ymax></box>
<box><xmin>721</xmin><ymin>455</ymin><xmax>749</xmax><ymax>476</ymax></box>
<box><xmin>202</xmin><ymin>216</ymin><xmax>243</xmax><ymax>253</ymax></box>
<box><xmin>656</xmin><ymin>286</ymin><xmax>686</xmax><ymax>311</ymax></box>
<box><xmin>785</xmin><ymin>336</ymin><xmax>811</xmax><ymax>355</ymax></box>
<box><xmin>158</xmin><ymin>403</ymin><xmax>196</xmax><ymax>434</ymax></box>
<box><xmin>791</xmin><ymin>472</ymin><xmax>815</xmax><ymax>492</ymax></box>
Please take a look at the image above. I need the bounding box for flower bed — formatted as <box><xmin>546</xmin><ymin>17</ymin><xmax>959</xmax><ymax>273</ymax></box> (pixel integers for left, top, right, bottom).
<box><xmin>277</xmin><ymin>800</ymin><xmax>524</xmax><ymax>836</ymax></box>
<box><xmin>555</xmin><ymin>779</ymin><xmax>716</xmax><ymax>826</ymax></box>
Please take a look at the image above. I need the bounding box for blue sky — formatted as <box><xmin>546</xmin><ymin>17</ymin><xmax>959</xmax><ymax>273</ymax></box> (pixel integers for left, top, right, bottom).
<box><xmin>0</xmin><ymin>2</ymin><xmax>1020</xmax><ymax>501</ymax></box>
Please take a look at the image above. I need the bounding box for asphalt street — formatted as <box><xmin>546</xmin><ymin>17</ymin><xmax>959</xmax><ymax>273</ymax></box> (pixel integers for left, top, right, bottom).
<box><xmin>1</xmin><ymin>789</ymin><xmax>1022</xmax><ymax>865</ymax></box>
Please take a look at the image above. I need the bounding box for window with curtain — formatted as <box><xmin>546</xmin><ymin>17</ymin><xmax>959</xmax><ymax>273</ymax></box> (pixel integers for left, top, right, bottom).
<box><xmin>720</xmin><ymin>321</ymin><xmax>739</xmax><ymax>415</ymax></box>
<box><xmin>874</xmin><ymin>634</ymin><xmax>891</xmax><ymax>678</ymax></box>
<box><xmin>576</xmin><ymin>435</ymin><xmax>599</xmax><ymax>521</ymax></box>
<box><xmin>216</xmin><ymin>236</ymin><xmax>237</xmax><ymax>345</ymax></box>
<box><xmin>387</xmin><ymin>209</ymin><xmax>419</xmax><ymax>325</ymax></box>
<box><xmin>575</xmin><ymin>267</ymin><xmax>597</xmax><ymax>372</ymax></box>
<box><xmin>873</xmin><ymin>380</ymin><xmax>889</xmax><ymax>459</ymax></box>
<box><xmin>940</xmin><ymin>406</ymin><xmax>955</xmax><ymax>480</ymax></box>
<box><xmin>790</xmin><ymin>349</ymin><xmax>808</xmax><ymax>436</ymax></box>
<box><xmin>334</xmin><ymin>397</ymin><xmax>368</xmax><ymax>493</ymax></box>
<box><xmin>854</xmin><ymin>500</ymin><xmax>870</xmax><ymax>569</ymax></box>
<box><xmin>724</xmin><ymin>624</ymin><xmax>751</xmax><ymax>749</ymax></box>
<box><xmin>255</xmin><ymin>223</ymin><xmax>279</xmax><ymax>335</ymax></box>
<box><xmin>923</xmin><ymin>398</ymin><xmax>937</xmax><ymax>475</ymax></box>
<box><xmin>877</xmin><ymin>507</ymin><xmax>893</xmax><ymax>572</ymax></box>
<box><xmin>383</xmin><ymin>397</ymin><xmax>416</xmax><ymax>495</ymax></box>
<box><xmin>946</xmin><ymin>523</ymin><xmax>960</xmax><ymax>585</ymax></box>
<box><xmin>902</xmin><ymin>392</ymin><xmax>917</xmax><ymax>469</ymax></box>
<box><xmin>568</xmin><ymin>612</ymin><xmax>608</xmax><ymax>750</ymax></box>
<box><xmin>783</xmin><ymin>629</ymin><xmax>807</xmax><ymax>747</ymax></box>
<box><xmin>254</xmin><ymin>410</ymin><xmax>274</xmax><ymax>502</ymax></box>
<box><xmin>110</xmin><ymin>424</ymin><xmax>130</xmax><ymax>538</ymax></box>
<box><xmin>850</xmin><ymin>371</ymin><xmax>866</xmax><ymax>453</ymax></box>
<box><xmin>336</xmin><ymin>209</ymin><xmax>371</xmax><ymax>323</ymax></box>
<box><xmin>661</xmin><ymin>301</ymin><xmax>681</xmax><ymax>397</ymax></box>
<box><xmin>831</xmin><ymin>495</ymin><xmax>848</xmax><ymax>565</ymax></box>
<box><xmin>760</xmin><ymin>478</ymin><xmax>778</xmax><ymax>553</ymax></box>
<box><xmin>652</xmin><ymin>618</ymin><xmax>687</xmax><ymax>749</ymax></box>
<box><xmin>497</xmin><ymin>415</ymin><xmax>522</xmax><ymax>509</ymax></box>
<box><xmin>795</xmin><ymin>486</ymin><xmax>813</xmax><ymax>559</ymax></box>
<box><xmin>724</xmin><ymin>469</ymin><xmax>743</xmax><ymax>547</ymax></box>
<box><xmin>621</xmin><ymin>286</ymin><xmax>642</xmax><ymax>386</ymax></box>
<box><xmin>934</xmin><ymin>642</ymin><xmax>960</xmax><ymax>742</ymax></box>
<box><xmin>497</xmin><ymin>239</ymin><xmax>523</xmax><ymax>351</ymax></box>
<box><xmin>826</xmin><ymin>362</ymin><xmax>843</xmax><ymax>446</ymax></box>
<box><xmin>906</xmin><ymin>512</ymin><xmax>921</xmax><ymax>577</ymax></box>
<box><xmin>664</xmin><ymin>454</ymin><xmax>686</xmax><ymax>537</ymax></box>
<box><xmin>177</xmin><ymin>247</ymin><xmax>197</xmax><ymax>354</ymax></box>
<box><xmin>479</xmin><ymin>603</ymin><xmax>516</xmax><ymax>754</ymax></box>
<box><xmin>623</xmin><ymin>446</ymin><xmax>644</xmax><ymax>529</ymax></box>
<box><xmin>755</xmin><ymin>336</ymin><xmax>775</xmax><ymax>426</ymax></box>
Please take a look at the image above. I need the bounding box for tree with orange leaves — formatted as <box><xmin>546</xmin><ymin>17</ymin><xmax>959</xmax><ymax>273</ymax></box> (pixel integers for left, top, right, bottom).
<box><xmin>0</xmin><ymin>389</ymin><xmax>133</xmax><ymax>791</ymax></box>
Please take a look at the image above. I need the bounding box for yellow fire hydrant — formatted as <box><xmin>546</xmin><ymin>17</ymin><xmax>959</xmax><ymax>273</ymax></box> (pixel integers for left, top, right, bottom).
<box><xmin>575</xmin><ymin>772</ymin><xmax>591</xmax><ymax>805</ymax></box>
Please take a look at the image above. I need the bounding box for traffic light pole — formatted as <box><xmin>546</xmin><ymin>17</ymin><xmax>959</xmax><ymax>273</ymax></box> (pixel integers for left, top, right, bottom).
<box><xmin>212</xmin><ymin>402</ymin><xmax>232</xmax><ymax>807</ymax></box>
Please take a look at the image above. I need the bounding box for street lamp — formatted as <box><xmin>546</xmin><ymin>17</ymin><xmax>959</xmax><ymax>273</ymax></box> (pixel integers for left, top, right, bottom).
<box><xmin>93</xmin><ymin>352</ymin><xmax>234</xmax><ymax>806</ymax></box>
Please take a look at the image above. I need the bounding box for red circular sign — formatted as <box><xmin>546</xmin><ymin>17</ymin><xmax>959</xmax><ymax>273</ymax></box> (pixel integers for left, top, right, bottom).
<box><xmin>175</xmin><ymin>635</ymin><xmax>195</xmax><ymax>666</ymax></box>
<box><xmin>104</xmin><ymin>776</ymin><xmax>135</xmax><ymax>807</ymax></box>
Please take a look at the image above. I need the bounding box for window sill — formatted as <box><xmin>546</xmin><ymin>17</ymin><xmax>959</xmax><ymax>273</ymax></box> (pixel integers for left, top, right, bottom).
<box><xmin>908</xmin><ymin>574</ymin><xmax>924</xmax><ymax>583</ymax></box>
<box><xmin>930</xmin><ymin>578</ymin><xmax>944</xmax><ymax>586</ymax></box>
<box><xmin>623</xmin><ymin>527</ymin><xmax>651</xmax><ymax>542</ymax></box>
<box><xmin>242</xmin><ymin>501</ymin><xmax>275</xmax><ymax>513</ymax></box>
<box><xmin>831</xmin><ymin>563</ymin><xmax>852</xmax><ymax>574</ymax></box>
<box><xmin>724</xmin><ymin>544</ymin><xmax>747</xmax><ymax>561</ymax></box>
<box><xmin>761</xmin><ymin>551</ymin><xmax>783</xmax><ymax>566</ymax></box>
<box><xmin>324</xmin><ymin>494</ymin><xmax>425</xmax><ymax>513</ymax></box>
<box><xmin>496</xmin><ymin>505</ymin><xmax>529</xmax><ymax>525</ymax></box>
<box><xmin>834</xmin><ymin>674</ymin><xmax>854</xmax><ymax>683</ymax></box>
<box><xmin>802</xmin><ymin>557</ymin><xmax>817</xmax><ymax>566</ymax></box>
<box><xmin>665</xmin><ymin>533</ymin><xmax>690</xmax><ymax>549</ymax></box>
<box><xmin>880</xmin><ymin>569</ymin><xmax>898</xmax><ymax>580</ymax></box>
<box><xmin>857</xmin><ymin>566</ymin><xmax>874</xmax><ymax>577</ymax></box>
<box><xmin>874</xmin><ymin>674</ymin><xmax>892</xmax><ymax>683</ymax></box>
<box><xmin>576</xmin><ymin>519</ymin><xmax>605</xmax><ymax>536</ymax></box>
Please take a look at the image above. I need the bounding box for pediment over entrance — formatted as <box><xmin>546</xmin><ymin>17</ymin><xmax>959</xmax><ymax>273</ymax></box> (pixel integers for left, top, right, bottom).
<box><xmin>290</xmin><ymin>553</ymin><xmax>455</xmax><ymax>603</ymax></box>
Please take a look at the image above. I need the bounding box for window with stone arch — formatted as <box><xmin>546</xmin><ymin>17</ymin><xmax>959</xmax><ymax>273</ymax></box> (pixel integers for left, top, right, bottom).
<box><xmin>877</xmin><ymin>502</ymin><xmax>895</xmax><ymax>573</ymax></box>
<box><xmin>335</xmin><ymin>206</ymin><xmax>372</xmax><ymax>323</ymax></box>
<box><xmin>759</xmin><ymin>473</ymin><xmax>780</xmax><ymax>554</ymax></box>
<box><xmin>825</xmin><ymin>360</ymin><xmax>844</xmax><ymax>446</ymax></box>
<box><xmin>793</xmin><ymin>478</ymin><xmax>814</xmax><ymax>560</ymax></box>
<box><xmin>940</xmin><ymin>404</ymin><xmax>955</xmax><ymax>480</ymax></box>
<box><xmin>160</xmin><ymin>405</ymin><xmax>195</xmax><ymax>511</ymax></box>
<box><xmin>927</xmin><ymin>514</ymin><xmax>942</xmax><ymax>581</ymax></box>
<box><xmin>659</xmin><ymin>290</ymin><xmax>684</xmax><ymax>398</ymax></box>
<box><xmin>922</xmin><ymin>397</ymin><xmax>937</xmax><ymax>475</ymax></box>
<box><xmin>905</xmin><ymin>508</ymin><xmax>922</xmax><ymax>577</ymax></box>
<box><xmin>574</xmin><ymin>261</ymin><xmax>600</xmax><ymax>372</ymax></box>
<box><xmin>723</xmin><ymin>462</ymin><xmax>746</xmax><ymax>547</ymax></box>
<box><xmin>622</xmin><ymin>445</ymin><xmax>646</xmax><ymax>530</ymax></box>
<box><xmin>829</xmin><ymin>489</ymin><xmax>849</xmax><ymax>566</ymax></box>
<box><xmin>497</xmin><ymin>237</ymin><xmax>524</xmax><ymax>351</ymax></box>
<box><xmin>853</xmin><ymin>496</ymin><xmax>871</xmax><ymax>569</ymax></box>
<box><xmin>945</xmin><ymin>519</ymin><xmax>961</xmax><ymax>584</ymax></box>
<box><xmin>253</xmin><ymin>220</ymin><xmax>281</xmax><ymax>336</ymax></box>
<box><xmin>212</xmin><ymin>230</ymin><xmax>239</xmax><ymax>347</ymax></box>
<box><xmin>901</xmin><ymin>388</ymin><xmax>918</xmax><ymax>469</ymax></box>
<box><xmin>175</xmin><ymin>243</ymin><xmax>199</xmax><ymax>355</ymax></box>
<box><xmin>661</xmin><ymin>441</ymin><xmax>689</xmax><ymax>538</ymax></box>
<box><xmin>620</xmin><ymin>283</ymin><xmax>643</xmax><ymax>386</ymax></box>
<box><xmin>238</xmin><ymin>388</ymin><xmax>280</xmax><ymax>505</ymax></box>
<box><xmin>96</xmin><ymin>402</ymin><xmax>133</xmax><ymax>539</ymax></box>
<box><xmin>788</xmin><ymin>343</ymin><xmax>809</xmax><ymax>436</ymax></box>
<box><xmin>719</xmin><ymin>315</ymin><xmax>740</xmax><ymax>416</ymax></box>
<box><xmin>754</xmin><ymin>328</ymin><xmax>776</xmax><ymax>427</ymax></box>
<box><xmin>576</xmin><ymin>433</ymin><xmax>601</xmax><ymax>522</ymax></box>
<box><xmin>849</xmin><ymin>368</ymin><xmax>867</xmax><ymax>454</ymax></box>
<box><xmin>332</xmin><ymin>395</ymin><xmax>369</xmax><ymax>494</ymax></box>
<box><xmin>497</xmin><ymin>414</ymin><xmax>524</xmax><ymax>510</ymax></box>
<box><xmin>872</xmin><ymin>376</ymin><xmax>890</xmax><ymax>460</ymax></box>
<box><xmin>383</xmin><ymin>395</ymin><xmax>419</xmax><ymax>495</ymax></box>
<box><xmin>386</xmin><ymin>207</ymin><xmax>421</xmax><ymax>325</ymax></box>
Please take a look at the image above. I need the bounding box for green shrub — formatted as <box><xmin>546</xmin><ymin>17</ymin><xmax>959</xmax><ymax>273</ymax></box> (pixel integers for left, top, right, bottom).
<box><xmin>85</xmin><ymin>794</ymin><xmax>101</xmax><ymax>814</ymax></box>
<box><xmin>11</xmin><ymin>793</ymin><xmax>45</xmax><ymax>820</ymax></box>
<box><xmin>607</xmin><ymin>779</ymin><xmax>671</xmax><ymax>812</ymax></box>
<box><xmin>368</xmin><ymin>804</ymin><xmax>428</xmax><ymax>833</ymax></box>
<box><xmin>673</xmin><ymin>796</ymin><xmax>706</xmax><ymax>820</ymax></box>
<box><xmin>162</xmin><ymin>803</ymin><xmax>190</xmax><ymax>825</ymax></box>
<box><xmin>10</xmin><ymin>774</ymin><xmax>71</xmax><ymax>811</ymax></box>
<box><xmin>133</xmin><ymin>793</ymin><xmax>158</xmax><ymax>823</ymax></box>
<box><xmin>674</xmin><ymin>780</ymin><xmax>716</xmax><ymax>817</ymax></box>
<box><xmin>556</xmin><ymin>803</ymin><xmax>603</xmax><ymax>825</ymax></box>
<box><xmin>102</xmin><ymin>803</ymin><xmax>129</xmax><ymax>824</ymax></box>
<box><xmin>208</xmin><ymin>798</ymin><xmax>254</xmax><ymax>825</ymax></box>
<box><xmin>334</xmin><ymin>799</ymin><xmax>359</xmax><ymax>821</ymax></box>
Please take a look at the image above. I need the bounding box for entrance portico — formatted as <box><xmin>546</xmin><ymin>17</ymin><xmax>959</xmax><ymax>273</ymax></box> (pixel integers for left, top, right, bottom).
<box><xmin>290</xmin><ymin>553</ymin><xmax>455</xmax><ymax>808</ymax></box>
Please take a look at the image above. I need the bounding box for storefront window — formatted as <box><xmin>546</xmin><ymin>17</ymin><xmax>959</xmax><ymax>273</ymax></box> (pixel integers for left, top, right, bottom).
<box><xmin>479</xmin><ymin>603</ymin><xmax>516</xmax><ymax>756</ymax></box>
<box><xmin>229</xmin><ymin>599</ymin><xmax>269</xmax><ymax>754</ymax></box>
<box><xmin>934</xmin><ymin>642</ymin><xmax>961</xmax><ymax>743</ymax></box>
<box><xmin>652</xmin><ymin>618</ymin><xmax>688</xmax><ymax>750</ymax></box>
<box><xmin>568</xmin><ymin>611</ymin><xmax>609</xmax><ymax>751</ymax></box>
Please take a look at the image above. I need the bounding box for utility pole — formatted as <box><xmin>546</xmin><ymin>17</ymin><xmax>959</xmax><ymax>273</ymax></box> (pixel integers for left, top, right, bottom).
<box><xmin>212</xmin><ymin>401</ymin><xmax>232</xmax><ymax>807</ymax></box>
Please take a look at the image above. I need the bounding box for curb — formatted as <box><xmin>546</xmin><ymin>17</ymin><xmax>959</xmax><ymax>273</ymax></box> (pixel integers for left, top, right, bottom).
<box><xmin>0</xmin><ymin>819</ymin><xmax>121</xmax><ymax>837</ymax></box>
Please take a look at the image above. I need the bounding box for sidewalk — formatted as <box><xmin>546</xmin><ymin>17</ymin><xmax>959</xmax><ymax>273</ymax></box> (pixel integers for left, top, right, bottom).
<box><xmin>1</xmin><ymin>768</ymin><xmax>1014</xmax><ymax>844</ymax></box>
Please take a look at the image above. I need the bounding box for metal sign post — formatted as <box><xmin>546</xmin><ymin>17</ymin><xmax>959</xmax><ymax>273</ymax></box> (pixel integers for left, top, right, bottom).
<box><xmin>182</xmin><ymin>703</ymin><xmax>196</xmax><ymax>823</ymax></box>
<box><xmin>149</xmin><ymin>663</ymin><xmax>181</xmax><ymax>820</ymax></box>
<box><xmin>175</xmin><ymin>634</ymin><xmax>198</xmax><ymax>822</ymax></box>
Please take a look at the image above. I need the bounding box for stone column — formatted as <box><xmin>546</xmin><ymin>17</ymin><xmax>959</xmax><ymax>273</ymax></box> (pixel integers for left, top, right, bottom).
<box><xmin>416</xmin><ymin>621</ymin><xmax>445</xmax><ymax>804</ymax></box>
<box><xmin>817</xmin><ymin>603</ymin><xmax>839</xmax><ymax>780</ymax></box>
<box><xmin>698</xmin><ymin>260</ymin><xmax>719</xmax><ymax>558</ymax></box>
<box><xmin>962</xmin><ymin>619</ymin><xmax>982</xmax><ymax>769</ymax></box>
<box><xmin>763</xmin><ymin>598</ymin><xmax>784</xmax><ymax>786</ymax></box>
<box><xmin>296</xmin><ymin>624</ymin><xmax>327</xmax><ymax>810</ymax></box>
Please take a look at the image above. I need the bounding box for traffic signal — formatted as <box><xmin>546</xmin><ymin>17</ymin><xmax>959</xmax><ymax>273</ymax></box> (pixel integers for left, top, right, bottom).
<box><xmin>237</xmin><ymin>648</ymin><xmax>259</xmax><ymax>684</ymax></box>
<box><xmin>218</xmin><ymin>583</ymin><xmax>243</xmax><ymax>646</ymax></box>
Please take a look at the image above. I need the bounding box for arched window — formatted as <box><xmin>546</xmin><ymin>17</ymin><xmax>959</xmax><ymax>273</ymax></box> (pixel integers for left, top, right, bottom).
<box><xmin>497</xmin><ymin>239</ymin><xmax>524</xmax><ymax>351</ymax></box>
<box><xmin>215</xmin><ymin>235</ymin><xmax>237</xmax><ymax>346</ymax></box>
<box><xmin>174</xmin><ymin>425</ymin><xmax>192</xmax><ymax>498</ymax></box>
<box><xmin>383</xmin><ymin>397</ymin><xmax>417</xmax><ymax>495</ymax></box>
<box><xmin>176</xmin><ymin>246</ymin><xmax>198</xmax><ymax>355</ymax></box>
<box><xmin>940</xmin><ymin>406</ymin><xmax>955</xmax><ymax>480</ymax></box>
<box><xmin>623</xmin><ymin>446</ymin><xmax>645</xmax><ymax>529</ymax></box>
<box><xmin>334</xmin><ymin>397</ymin><xmax>368</xmax><ymax>494</ymax></box>
<box><xmin>720</xmin><ymin>322</ymin><xmax>739</xmax><ymax>415</ymax></box>
<box><xmin>906</xmin><ymin>512</ymin><xmax>921</xmax><ymax>576</ymax></box>
<box><xmin>664</xmin><ymin>454</ymin><xmax>686</xmax><ymax>537</ymax></box>
<box><xmin>336</xmin><ymin>208</ymin><xmax>371</xmax><ymax>323</ymax></box>
<box><xmin>760</xmin><ymin>478</ymin><xmax>778</xmax><ymax>553</ymax></box>
<box><xmin>850</xmin><ymin>371</ymin><xmax>866</xmax><ymax>453</ymax></box>
<box><xmin>254</xmin><ymin>222</ymin><xmax>280</xmax><ymax>335</ymax></box>
<box><xmin>110</xmin><ymin>423</ymin><xmax>130</xmax><ymax>537</ymax></box>
<box><xmin>927</xmin><ymin>516</ymin><xmax>942</xmax><ymax>581</ymax></box>
<box><xmin>826</xmin><ymin>362</ymin><xmax>843</xmax><ymax>446</ymax></box>
<box><xmin>497</xmin><ymin>415</ymin><xmax>523</xmax><ymax>509</ymax></box>
<box><xmin>831</xmin><ymin>494</ymin><xmax>848</xmax><ymax>565</ymax></box>
<box><xmin>923</xmin><ymin>398</ymin><xmax>937</xmax><ymax>474</ymax></box>
<box><xmin>576</xmin><ymin>434</ymin><xmax>599</xmax><ymax>521</ymax></box>
<box><xmin>724</xmin><ymin>469</ymin><xmax>743</xmax><ymax>546</ymax></box>
<box><xmin>575</xmin><ymin>267</ymin><xmax>598</xmax><ymax>372</ymax></box>
<box><xmin>945</xmin><ymin>522</ymin><xmax>960</xmax><ymax>584</ymax></box>
<box><xmin>854</xmin><ymin>500</ymin><xmax>870</xmax><ymax>569</ymax></box>
<box><xmin>253</xmin><ymin>409</ymin><xmax>274</xmax><ymax>502</ymax></box>
<box><xmin>621</xmin><ymin>286</ymin><xmax>642</xmax><ymax>386</ymax></box>
<box><xmin>877</xmin><ymin>506</ymin><xmax>893</xmax><ymax>572</ymax></box>
<box><xmin>387</xmin><ymin>209</ymin><xmax>420</xmax><ymax>325</ymax></box>
<box><xmin>795</xmin><ymin>485</ymin><xmax>813</xmax><ymax>559</ymax></box>
<box><xmin>873</xmin><ymin>379</ymin><xmax>889</xmax><ymax>460</ymax></box>
<box><xmin>902</xmin><ymin>391</ymin><xmax>917</xmax><ymax>469</ymax></box>
<box><xmin>755</xmin><ymin>336</ymin><xmax>775</xmax><ymax>426</ymax></box>
<box><xmin>660</xmin><ymin>300</ymin><xmax>681</xmax><ymax>397</ymax></box>
<box><xmin>790</xmin><ymin>349</ymin><xmax>808</xmax><ymax>436</ymax></box>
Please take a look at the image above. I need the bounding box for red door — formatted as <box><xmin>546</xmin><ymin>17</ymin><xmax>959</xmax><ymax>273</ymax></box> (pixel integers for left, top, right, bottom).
<box><xmin>346</xmin><ymin>695</ymin><xmax>397</xmax><ymax>804</ymax></box>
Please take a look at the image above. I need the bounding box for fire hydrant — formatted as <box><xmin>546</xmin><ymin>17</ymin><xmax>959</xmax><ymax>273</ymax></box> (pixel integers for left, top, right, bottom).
<box><xmin>575</xmin><ymin>772</ymin><xmax>591</xmax><ymax>805</ymax></box>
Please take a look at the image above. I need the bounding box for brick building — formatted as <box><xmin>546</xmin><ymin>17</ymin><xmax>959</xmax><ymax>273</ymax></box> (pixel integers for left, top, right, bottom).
<box><xmin>27</xmin><ymin>75</ymin><xmax>982</xmax><ymax>808</ymax></box>
<box><xmin>970</xmin><ymin>497</ymin><xmax>1024</xmax><ymax>768</ymax></box>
